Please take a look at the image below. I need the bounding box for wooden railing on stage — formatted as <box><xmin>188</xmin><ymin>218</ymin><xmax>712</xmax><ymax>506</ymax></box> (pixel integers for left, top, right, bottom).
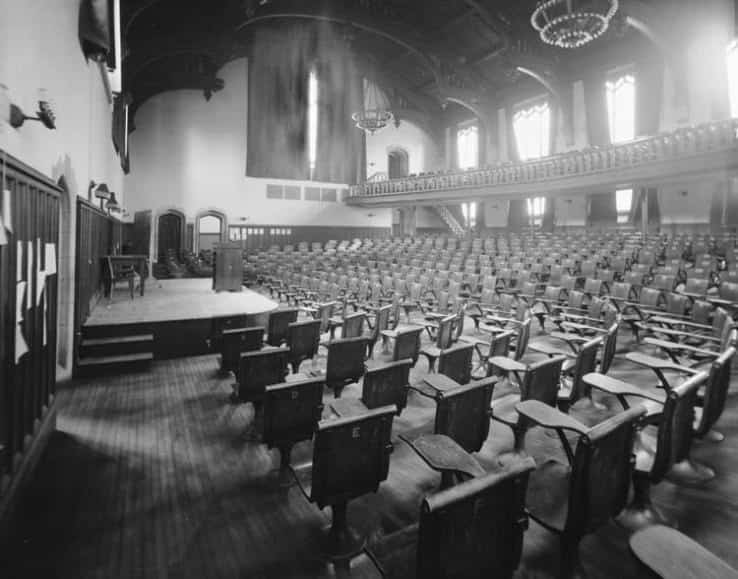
<box><xmin>347</xmin><ymin>119</ymin><xmax>738</xmax><ymax>204</ymax></box>
<box><xmin>0</xmin><ymin>151</ymin><xmax>60</xmax><ymax>531</ymax></box>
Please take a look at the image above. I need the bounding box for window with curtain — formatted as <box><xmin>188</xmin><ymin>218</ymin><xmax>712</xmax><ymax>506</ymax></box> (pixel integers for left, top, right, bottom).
<box><xmin>307</xmin><ymin>68</ymin><xmax>319</xmax><ymax>179</ymax></box>
<box><xmin>457</xmin><ymin>124</ymin><xmax>479</xmax><ymax>169</ymax></box>
<box><xmin>728</xmin><ymin>39</ymin><xmax>738</xmax><ymax>118</ymax></box>
<box><xmin>461</xmin><ymin>202</ymin><xmax>477</xmax><ymax>229</ymax></box>
<box><xmin>513</xmin><ymin>102</ymin><xmax>551</xmax><ymax>161</ymax></box>
<box><xmin>606</xmin><ymin>74</ymin><xmax>636</xmax><ymax>143</ymax></box>
<box><xmin>526</xmin><ymin>197</ymin><xmax>546</xmax><ymax>226</ymax></box>
<box><xmin>616</xmin><ymin>189</ymin><xmax>633</xmax><ymax>224</ymax></box>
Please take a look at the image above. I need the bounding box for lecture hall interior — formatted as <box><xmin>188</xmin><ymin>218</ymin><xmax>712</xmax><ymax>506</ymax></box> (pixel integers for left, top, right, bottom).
<box><xmin>2</xmin><ymin>0</ymin><xmax>738</xmax><ymax>577</ymax></box>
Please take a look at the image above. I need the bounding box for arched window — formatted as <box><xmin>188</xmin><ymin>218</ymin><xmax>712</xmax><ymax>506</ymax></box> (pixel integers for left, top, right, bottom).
<box><xmin>388</xmin><ymin>148</ymin><xmax>409</xmax><ymax>179</ymax></box>
<box><xmin>461</xmin><ymin>202</ymin><xmax>477</xmax><ymax>229</ymax></box>
<box><xmin>606</xmin><ymin>74</ymin><xmax>636</xmax><ymax>143</ymax></box>
<box><xmin>457</xmin><ymin>123</ymin><xmax>479</xmax><ymax>169</ymax></box>
<box><xmin>513</xmin><ymin>102</ymin><xmax>550</xmax><ymax>160</ymax></box>
<box><xmin>616</xmin><ymin>189</ymin><xmax>633</xmax><ymax>224</ymax></box>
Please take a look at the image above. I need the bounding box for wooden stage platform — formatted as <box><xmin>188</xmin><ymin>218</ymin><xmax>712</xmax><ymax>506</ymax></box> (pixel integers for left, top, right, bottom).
<box><xmin>80</xmin><ymin>279</ymin><xmax>278</xmax><ymax>363</ymax></box>
<box><xmin>85</xmin><ymin>278</ymin><xmax>277</xmax><ymax>326</ymax></box>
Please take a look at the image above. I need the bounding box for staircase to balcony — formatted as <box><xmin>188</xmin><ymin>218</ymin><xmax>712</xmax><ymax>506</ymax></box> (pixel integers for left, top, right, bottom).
<box><xmin>435</xmin><ymin>205</ymin><xmax>466</xmax><ymax>236</ymax></box>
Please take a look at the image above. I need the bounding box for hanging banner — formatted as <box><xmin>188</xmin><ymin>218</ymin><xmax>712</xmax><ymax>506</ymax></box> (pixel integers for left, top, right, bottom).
<box><xmin>2</xmin><ymin>189</ymin><xmax>11</xmax><ymax>233</ymax></box>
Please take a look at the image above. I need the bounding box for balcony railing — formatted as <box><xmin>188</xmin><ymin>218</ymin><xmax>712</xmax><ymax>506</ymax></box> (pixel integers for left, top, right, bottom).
<box><xmin>348</xmin><ymin>119</ymin><xmax>738</xmax><ymax>199</ymax></box>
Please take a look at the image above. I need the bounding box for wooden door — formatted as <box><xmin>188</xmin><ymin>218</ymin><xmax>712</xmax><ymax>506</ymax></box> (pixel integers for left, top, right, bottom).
<box><xmin>158</xmin><ymin>213</ymin><xmax>182</xmax><ymax>261</ymax></box>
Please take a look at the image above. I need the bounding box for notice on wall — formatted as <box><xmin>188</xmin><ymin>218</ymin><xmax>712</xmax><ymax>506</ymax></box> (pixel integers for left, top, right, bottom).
<box><xmin>15</xmin><ymin>280</ymin><xmax>29</xmax><ymax>363</ymax></box>
<box><xmin>2</xmin><ymin>189</ymin><xmax>11</xmax><ymax>233</ymax></box>
<box><xmin>0</xmin><ymin>209</ymin><xmax>6</xmax><ymax>246</ymax></box>
<box><xmin>44</xmin><ymin>243</ymin><xmax>57</xmax><ymax>275</ymax></box>
<box><xmin>42</xmin><ymin>290</ymin><xmax>48</xmax><ymax>347</ymax></box>
<box><xmin>16</xmin><ymin>240</ymin><xmax>22</xmax><ymax>281</ymax></box>
<box><xmin>27</xmin><ymin>240</ymin><xmax>33</xmax><ymax>291</ymax></box>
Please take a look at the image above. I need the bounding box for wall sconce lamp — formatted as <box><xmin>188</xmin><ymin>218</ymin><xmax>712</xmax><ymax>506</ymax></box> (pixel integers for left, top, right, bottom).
<box><xmin>90</xmin><ymin>181</ymin><xmax>110</xmax><ymax>211</ymax></box>
<box><xmin>106</xmin><ymin>192</ymin><xmax>120</xmax><ymax>215</ymax></box>
<box><xmin>8</xmin><ymin>89</ymin><xmax>56</xmax><ymax>130</ymax></box>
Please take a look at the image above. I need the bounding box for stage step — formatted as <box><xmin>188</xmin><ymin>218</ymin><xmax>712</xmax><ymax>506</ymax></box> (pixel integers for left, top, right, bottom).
<box><xmin>76</xmin><ymin>352</ymin><xmax>154</xmax><ymax>376</ymax></box>
<box><xmin>79</xmin><ymin>334</ymin><xmax>154</xmax><ymax>358</ymax></box>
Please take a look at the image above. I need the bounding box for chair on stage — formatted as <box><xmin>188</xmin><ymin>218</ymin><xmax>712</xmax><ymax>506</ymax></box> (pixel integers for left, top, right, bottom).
<box><xmin>516</xmin><ymin>400</ymin><xmax>646</xmax><ymax>578</ymax></box>
<box><xmin>219</xmin><ymin>326</ymin><xmax>264</xmax><ymax>376</ymax></box>
<box><xmin>291</xmin><ymin>405</ymin><xmax>396</xmax><ymax>560</ymax></box>
<box><xmin>285</xmin><ymin>319</ymin><xmax>322</xmax><ymax>374</ymax></box>
<box><xmin>266</xmin><ymin>308</ymin><xmax>299</xmax><ymax>346</ymax></box>
<box><xmin>365</xmin><ymin>457</ymin><xmax>535</xmax><ymax>579</ymax></box>
<box><xmin>361</xmin><ymin>359</ymin><xmax>413</xmax><ymax>415</ymax></box>
<box><xmin>106</xmin><ymin>256</ymin><xmax>139</xmax><ymax>301</ymax></box>
<box><xmin>263</xmin><ymin>377</ymin><xmax>325</xmax><ymax>487</ymax></box>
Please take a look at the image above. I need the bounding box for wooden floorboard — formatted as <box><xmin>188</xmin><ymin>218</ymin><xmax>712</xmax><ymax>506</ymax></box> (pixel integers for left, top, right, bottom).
<box><xmin>3</xmin><ymin>311</ymin><xmax>738</xmax><ymax>578</ymax></box>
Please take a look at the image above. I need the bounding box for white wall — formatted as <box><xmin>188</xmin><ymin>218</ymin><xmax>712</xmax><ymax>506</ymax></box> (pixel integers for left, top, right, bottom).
<box><xmin>554</xmin><ymin>197</ymin><xmax>588</xmax><ymax>227</ymax></box>
<box><xmin>124</xmin><ymin>58</ymin><xmax>390</xmax><ymax>232</ymax></box>
<box><xmin>416</xmin><ymin>206</ymin><xmax>446</xmax><ymax>229</ymax></box>
<box><xmin>658</xmin><ymin>181</ymin><xmax>716</xmax><ymax>225</ymax></box>
<box><xmin>365</xmin><ymin>119</ymin><xmax>440</xmax><ymax>177</ymax></box>
<box><xmin>1</xmin><ymin>0</ymin><xmax>126</xmax><ymax>380</ymax></box>
<box><xmin>483</xmin><ymin>200</ymin><xmax>509</xmax><ymax>228</ymax></box>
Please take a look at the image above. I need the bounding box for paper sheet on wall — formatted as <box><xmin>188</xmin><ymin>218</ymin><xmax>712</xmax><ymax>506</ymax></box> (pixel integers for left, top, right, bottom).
<box><xmin>27</xmin><ymin>240</ymin><xmax>34</xmax><ymax>290</ymax></box>
<box><xmin>2</xmin><ymin>189</ymin><xmax>11</xmax><ymax>233</ymax></box>
<box><xmin>0</xmin><ymin>209</ymin><xmax>6</xmax><ymax>246</ymax></box>
<box><xmin>44</xmin><ymin>243</ymin><xmax>57</xmax><ymax>275</ymax></box>
<box><xmin>42</xmin><ymin>289</ymin><xmax>48</xmax><ymax>346</ymax></box>
<box><xmin>16</xmin><ymin>240</ymin><xmax>23</xmax><ymax>281</ymax></box>
<box><xmin>15</xmin><ymin>281</ymin><xmax>28</xmax><ymax>363</ymax></box>
<box><xmin>36</xmin><ymin>267</ymin><xmax>46</xmax><ymax>306</ymax></box>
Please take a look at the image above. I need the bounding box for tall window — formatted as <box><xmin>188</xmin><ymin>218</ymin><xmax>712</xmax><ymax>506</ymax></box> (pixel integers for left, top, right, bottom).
<box><xmin>728</xmin><ymin>40</ymin><xmax>738</xmax><ymax>118</ymax></box>
<box><xmin>457</xmin><ymin>124</ymin><xmax>479</xmax><ymax>169</ymax></box>
<box><xmin>527</xmin><ymin>197</ymin><xmax>546</xmax><ymax>227</ymax></box>
<box><xmin>606</xmin><ymin>74</ymin><xmax>636</xmax><ymax>143</ymax></box>
<box><xmin>513</xmin><ymin>102</ymin><xmax>550</xmax><ymax>160</ymax></box>
<box><xmin>307</xmin><ymin>69</ymin><xmax>319</xmax><ymax>179</ymax></box>
<box><xmin>616</xmin><ymin>188</ymin><xmax>633</xmax><ymax>224</ymax></box>
<box><xmin>461</xmin><ymin>202</ymin><xmax>477</xmax><ymax>229</ymax></box>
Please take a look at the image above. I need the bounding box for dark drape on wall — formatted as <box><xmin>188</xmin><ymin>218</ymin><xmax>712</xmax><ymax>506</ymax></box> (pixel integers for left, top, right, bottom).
<box><xmin>247</xmin><ymin>23</ymin><xmax>310</xmax><ymax>180</ymax></box>
<box><xmin>247</xmin><ymin>22</ymin><xmax>363</xmax><ymax>183</ymax></box>
<box><xmin>636</xmin><ymin>57</ymin><xmax>664</xmax><ymax>137</ymax></box>
<box><xmin>314</xmin><ymin>46</ymin><xmax>364</xmax><ymax>184</ymax></box>
<box><xmin>508</xmin><ymin>199</ymin><xmax>528</xmax><ymax>229</ymax></box>
<box><xmin>79</xmin><ymin>0</ymin><xmax>111</xmax><ymax>61</ymax></box>
<box><xmin>588</xmin><ymin>192</ymin><xmax>617</xmax><ymax>224</ymax></box>
<box><xmin>583</xmin><ymin>72</ymin><xmax>610</xmax><ymax>146</ymax></box>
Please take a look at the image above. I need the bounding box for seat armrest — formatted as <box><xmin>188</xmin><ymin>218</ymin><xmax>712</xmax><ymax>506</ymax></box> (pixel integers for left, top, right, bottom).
<box><xmin>528</xmin><ymin>342</ymin><xmax>575</xmax><ymax>358</ymax></box>
<box><xmin>582</xmin><ymin>373</ymin><xmax>666</xmax><ymax>404</ymax></box>
<box><xmin>488</xmin><ymin>356</ymin><xmax>528</xmax><ymax>372</ymax></box>
<box><xmin>514</xmin><ymin>400</ymin><xmax>588</xmax><ymax>434</ymax></box>
<box><xmin>644</xmin><ymin>338</ymin><xmax>720</xmax><ymax>358</ymax></box>
<box><xmin>625</xmin><ymin>352</ymin><xmax>701</xmax><ymax>374</ymax></box>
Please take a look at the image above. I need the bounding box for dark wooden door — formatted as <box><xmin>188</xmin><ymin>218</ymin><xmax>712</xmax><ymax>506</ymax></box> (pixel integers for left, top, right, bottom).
<box><xmin>132</xmin><ymin>210</ymin><xmax>151</xmax><ymax>256</ymax></box>
<box><xmin>158</xmin><ymin>213</ymin><xmax>182</xmax><ymax>261</ymax></box>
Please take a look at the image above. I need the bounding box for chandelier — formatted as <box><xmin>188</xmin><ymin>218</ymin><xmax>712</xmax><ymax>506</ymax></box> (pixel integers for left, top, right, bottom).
<box><xmin>352</xmin><ymin>81</ymin><xmax>393</xmax><ymax>135</ymax></box>
<box><xmin>531</xmin><ymin>0</ymin><xmax>619</xmax><ymax>49</ymax></box>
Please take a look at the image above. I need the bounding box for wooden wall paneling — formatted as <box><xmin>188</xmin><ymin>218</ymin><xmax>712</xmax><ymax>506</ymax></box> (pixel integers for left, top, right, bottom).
<box><xmin>0</xmin><ymin>151</ymin><xmax>59</xmax><ymax>478</ymax></box>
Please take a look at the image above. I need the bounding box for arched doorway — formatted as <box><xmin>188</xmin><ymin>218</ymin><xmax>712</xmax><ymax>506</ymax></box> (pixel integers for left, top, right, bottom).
<box><xmin>388</xmin><ymin>148</ymin><xmax>409</xmax><ymax>179</ymax></box>
<box><xmin>195</xmin><ymin>210</ymin><xmax>227</xmax><ymax>253</ymax></box>
<box><xmin>157</xmin><ymin>211</ymin><xmax>184</xmax><ymax>261</ymax></box>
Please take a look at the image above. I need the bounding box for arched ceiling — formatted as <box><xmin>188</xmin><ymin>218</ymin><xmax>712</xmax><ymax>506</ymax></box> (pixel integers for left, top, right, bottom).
<box><xmin>122</xmin><ymin>0</ymin><xmax>653</xmax><ymax>125</ymax></box>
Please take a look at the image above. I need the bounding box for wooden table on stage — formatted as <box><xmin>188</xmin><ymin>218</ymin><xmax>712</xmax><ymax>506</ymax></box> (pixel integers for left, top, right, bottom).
<box><xmin>107</xmin><ymin>255</ymin><xmax>149</xmax><ymax>296</ymax></box>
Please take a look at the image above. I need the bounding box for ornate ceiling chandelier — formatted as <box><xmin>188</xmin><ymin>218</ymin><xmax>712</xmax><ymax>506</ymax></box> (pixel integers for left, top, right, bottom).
<box><xmin>352</xmin><ymin>80</ymin><xmax>393</xmax><ymax>135</ymax></box>
<box><xmin>531</xmin><ymin>0</ymin><xmax>619</xmax><ymax>49</ymax></box>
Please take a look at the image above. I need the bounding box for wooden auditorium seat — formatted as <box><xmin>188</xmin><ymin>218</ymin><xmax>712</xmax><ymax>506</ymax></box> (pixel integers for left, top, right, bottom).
<box><xmin>312</xmin><ymin>336</ymin><xmax>369</xmax><ymax>397</ymax></box>
<box><xmin>361</xmin><ymin>358</ymin><xmax>413</xmax><ymax>414</ymax></box>
<box><xmin>232</xmin><ymin>347</ymin><xmax>290</xmax><ymax>410</ymax></box>
<box><xmin>366</xmin><ymin>456</ymin><xmax>536</xmax><ymax>579</ymax></box>
<box><xmin>266</xmin><ymin>308</ymin><xmax>299</xmax><ymax>346</ymax></box>
<box><xmin>262</xmin><ymin>376</ymin><xmax>325</xmax><ymax>486</ymax></box>
<box><xmin>291</xmin><ymin>405</ymin><xmax>396</xmax><ymax>560</ymax></box>
<box><xmin>218</xmin><ymin>326</ymin><xmax>264</xmax><ymax>376</ymax></box>
<box><xmin>516</xmin><ymin>400</ymin><xmax>647</xmax><ymax>578</ymax></box>
<box><xmin>285</xmin><ymin>318</ymin><xmax>322</xmax><ymax>374</ymax></box>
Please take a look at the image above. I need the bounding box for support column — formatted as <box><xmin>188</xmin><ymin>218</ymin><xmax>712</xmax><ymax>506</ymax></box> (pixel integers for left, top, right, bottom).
<box><xmin>641</xmin><ymin>188</ymin><xmax>649</xmax><ymax>239</ymax></box>
<box><xmin>399</xmin><ymin>206</ymin><xmax>417</xmax><ymax>237</ymax></box>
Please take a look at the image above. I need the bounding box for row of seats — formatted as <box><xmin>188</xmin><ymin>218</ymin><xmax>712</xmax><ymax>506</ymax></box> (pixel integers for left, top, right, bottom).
<box><xmin>213</xmin><ymin>231</ymin><xmax>738</xmax><ymax>577</ymax></box>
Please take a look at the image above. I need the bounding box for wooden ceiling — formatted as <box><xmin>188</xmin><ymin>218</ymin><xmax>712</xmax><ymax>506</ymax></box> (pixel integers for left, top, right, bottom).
<box><xmin>121</xmin><ymin>0</ymin><xmax>651</xmax><ymax>127</ymax></box>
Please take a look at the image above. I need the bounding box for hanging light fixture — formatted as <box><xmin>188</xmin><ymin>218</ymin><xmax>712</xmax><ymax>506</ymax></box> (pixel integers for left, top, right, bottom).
<box><xmin>531</xmin><ymin>0</ymin><xmax>619</xmax><ymax>49</ymax></box>
<box><xmin>352</xmin><ymin>80</ymin><xmax>393</xmax><ymax>135</ymax></box>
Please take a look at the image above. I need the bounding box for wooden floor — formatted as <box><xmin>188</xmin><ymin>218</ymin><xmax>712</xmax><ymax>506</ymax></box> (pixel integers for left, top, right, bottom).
<box><xmin>85</xmin><ymin>279</ymin><xmax>277</xmax><ymax>326</ymax></box>
<box><xmin>4</xmin><ymin>307</ymin><xmax>738</xmax><ymax>578</ymax></box>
